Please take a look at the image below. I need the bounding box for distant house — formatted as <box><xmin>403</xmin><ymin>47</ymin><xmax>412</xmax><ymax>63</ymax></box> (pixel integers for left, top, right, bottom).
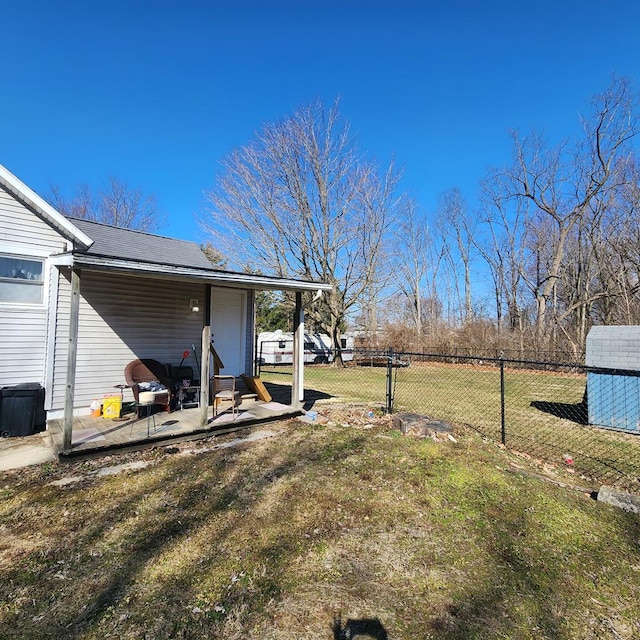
<box><xmin>0</xmin><ymin>164</ymin><xmax>330</xmax><ymax>447</ymax></box>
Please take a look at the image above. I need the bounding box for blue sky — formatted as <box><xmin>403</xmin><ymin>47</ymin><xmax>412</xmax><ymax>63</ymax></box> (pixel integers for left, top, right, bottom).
<box><xmin>2</xmin><ymin>0</ymin><xmax>639</xmax><ymax>247</ymax></box>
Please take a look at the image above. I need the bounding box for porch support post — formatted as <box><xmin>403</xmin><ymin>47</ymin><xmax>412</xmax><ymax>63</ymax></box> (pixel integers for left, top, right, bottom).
<box><xmin>200</xmin><ymin>325</ymin><xmax>211</xmax><ymax>426</ymax></box>
<box><xmin>292</xmin><ymin>291</ymin><xmax>304</xmax><ymax>408</ymax></box>
<box><xmin>200</xmin><ymin>286</ymin><xmax>212</xmax><ymax>426</ymax></box>
<box><xmin>62</xmin><ymin>267</ymin><xmax>81</xmax><ymax>453</ymax></box>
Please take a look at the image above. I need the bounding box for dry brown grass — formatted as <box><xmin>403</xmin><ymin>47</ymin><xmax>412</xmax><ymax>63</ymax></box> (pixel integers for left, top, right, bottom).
<box><xmin>1</xmin><ymin>410</ymin><xmax>639</xmax><ymax>639</ymax></box>
<box><xmin>262</xmin><ymin>363</ymin><xmax>640</xmax><ymax>491</ymax></box>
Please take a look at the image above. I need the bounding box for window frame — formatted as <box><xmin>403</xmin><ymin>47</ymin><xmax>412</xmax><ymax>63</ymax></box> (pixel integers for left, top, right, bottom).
<box><xmin>0</xmin><ymin>246</ymin><xmax>49</xmax><ymax>308</ymax></box>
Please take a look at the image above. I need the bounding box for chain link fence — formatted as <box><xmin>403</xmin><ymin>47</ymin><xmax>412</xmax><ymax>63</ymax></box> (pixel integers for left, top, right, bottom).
<box><xmin>258</xmin><ymin>348</ymin><xmax>640</xmax><ymax>492</ymax></box>
<box><xmin>394</xmin><ymin>353</ymin><xmax>640</xmax><ymax>492</ymax></box>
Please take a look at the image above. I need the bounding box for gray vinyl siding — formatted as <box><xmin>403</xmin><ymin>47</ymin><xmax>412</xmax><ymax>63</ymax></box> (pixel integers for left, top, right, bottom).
<box><xmin>0</xmin><ymin>186</ymin><xmax>68</xmax><ymax>251</ymax></box>
<box><xmin>0</xmin><ymin>310</ymin><xmax>48</xmax><ymax>385</ymax></box>
<box><xmin>52</xmin><ymin>269</ymin><xmax>206</xmax><ymax>411</ymax></box>
<box><xmin>0</xmin><ymin>185</ymin><xmax>67</xmax><ymax>387</ymax></box>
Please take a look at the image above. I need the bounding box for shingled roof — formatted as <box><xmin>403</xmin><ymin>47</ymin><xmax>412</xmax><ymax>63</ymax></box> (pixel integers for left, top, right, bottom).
<box><xmin>68</xmin><ymin>217</ymin><xmax>213</xmax><ymax>270</ymax></box>
<box><xmin>61</xmin><ymin>216</ymin><xmax>331</xmax><ymax>293</ymax></box>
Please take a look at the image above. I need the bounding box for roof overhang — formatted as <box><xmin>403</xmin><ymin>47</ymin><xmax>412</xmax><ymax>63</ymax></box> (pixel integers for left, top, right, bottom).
<box><xmin>50</xmin><ymin>252</ymin><xmax>333</xmax><ymax>293</ymax></box>
<box><xmin>0</xmin><ymin>164</ymin><xmax>94</xmax><ymax>250</ymax></box>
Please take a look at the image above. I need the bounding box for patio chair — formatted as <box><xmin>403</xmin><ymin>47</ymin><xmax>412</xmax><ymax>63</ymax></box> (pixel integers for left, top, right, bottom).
<box><xmin>168</xmin><ymin>365</ymin><xmax>195</xmax><ymax>388</ymax></box>
<box><xmin>169</xmin><ymin>365</ymin><xmax>200</xmax><ymax>410</ymax></box>
<box><xmin>212</xmin><ymin>375</ymin><xmax>240</xmax><ymax>419</ymax></box>
<box><xmin>124</xmin><ymin>359</ymin><xmax>173</xmax><ymax>417</ymax></box>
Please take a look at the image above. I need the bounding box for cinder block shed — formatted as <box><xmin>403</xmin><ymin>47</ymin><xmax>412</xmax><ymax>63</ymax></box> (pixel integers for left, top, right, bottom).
<box><xmin>585</xmin><ymin>326</ymin><xmax>640</xmax><ymax>434</ymax></box>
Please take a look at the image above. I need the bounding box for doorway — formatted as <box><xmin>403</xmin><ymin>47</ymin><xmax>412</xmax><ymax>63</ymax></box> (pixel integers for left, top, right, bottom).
<box><xmin>210</xmin><ymin>288</ymin><xmax>246</xmax><ymax>376</ymax></box>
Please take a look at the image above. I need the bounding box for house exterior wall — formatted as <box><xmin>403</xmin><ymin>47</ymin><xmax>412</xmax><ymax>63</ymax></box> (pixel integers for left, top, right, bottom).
<box><xmin>51</xmin><ymin>269</ymin><xmax>206</xmax><ymax>415</ymax></box>
<box><xmin>0</xmin><ymin>185</ymin><xmax>67</xmax><ymax>389</ymax></box>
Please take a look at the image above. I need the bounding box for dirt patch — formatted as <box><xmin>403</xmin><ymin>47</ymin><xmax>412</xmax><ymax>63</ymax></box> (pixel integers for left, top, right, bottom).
<box><xmin>313</xmin><ymin>403</ymin><xmax>394</xmax><ymax>429</ymax></box>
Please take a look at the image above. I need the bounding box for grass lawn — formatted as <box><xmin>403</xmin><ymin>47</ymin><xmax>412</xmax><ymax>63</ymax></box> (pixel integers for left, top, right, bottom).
<box><xmin>262</xmin><ymin>363</ymin><xmax>640</xmax><ymax>491</ymax></box>
<box><xmin>1</xmin><ymin>412</ymin><xmax>639</xmax><ymax>639</ymax></box>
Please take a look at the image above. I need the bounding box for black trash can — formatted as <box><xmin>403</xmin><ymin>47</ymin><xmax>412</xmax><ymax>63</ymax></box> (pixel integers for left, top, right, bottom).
<box><xmin>0</xmin><ymin>383</ymin><xmax>46</xmax><ymax>438</ymax></box>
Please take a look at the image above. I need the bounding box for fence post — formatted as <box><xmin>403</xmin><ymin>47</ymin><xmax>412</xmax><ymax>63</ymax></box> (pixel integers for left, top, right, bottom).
<box><xmin>386</xmin><ymin>346</ymin><xmax>394</xmax><ymax>414</ymax></box>
<box><xmin>500</xmin><ymin>353</ymin><xmax>506</xmax><ymax>445</ymax></box>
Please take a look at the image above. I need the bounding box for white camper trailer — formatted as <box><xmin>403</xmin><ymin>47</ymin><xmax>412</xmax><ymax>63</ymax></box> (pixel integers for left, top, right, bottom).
<box><xmin>256</xmin><ymin>330</ymin><xmax>354</xmax><ymax>365</ymax></box>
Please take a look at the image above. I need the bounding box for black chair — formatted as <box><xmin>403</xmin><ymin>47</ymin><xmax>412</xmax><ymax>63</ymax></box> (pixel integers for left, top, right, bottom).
<box><xmin>169</xmin><ymin>365</ymin><xmax>195</xmax><ymax>387</ymax></box>
<box><xmin>169</xmin><ymin>365</ymin><xmax>200</xmax><ymax>410</ymax></box>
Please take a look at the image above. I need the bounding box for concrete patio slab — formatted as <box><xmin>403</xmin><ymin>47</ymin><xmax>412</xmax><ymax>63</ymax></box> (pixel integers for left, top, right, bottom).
<box><xmin>0</xmin><ymin>432</ymin><xmax>56</xmax><ymax>471</ymax></box>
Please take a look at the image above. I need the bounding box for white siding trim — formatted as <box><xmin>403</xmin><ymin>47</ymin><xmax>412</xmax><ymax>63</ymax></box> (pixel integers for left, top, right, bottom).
<box><xmin>70</xmin><ymin>255</ymin><xmax>332</xmax><ymax>292</ymax></box>
<box><xmin>43</xmin><ymin>265</ymin><xmax>60</xmax><ymax>410</ymax></box>
<box><xmin>245</xmin><ymin>289</ymin><xmax>255</xmax><ymax>374</ymax></box>
<box><xmin>0</xmin><ymin>164</ymin><xmax>93</xmax><ymax>248</ymax></box>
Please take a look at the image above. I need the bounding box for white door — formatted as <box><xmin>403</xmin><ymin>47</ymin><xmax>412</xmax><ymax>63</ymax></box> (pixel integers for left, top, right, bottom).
<box><xmin>211</xmin><ymin>288</ymin><xmax>246</xmax><ymax>376</ymax></box>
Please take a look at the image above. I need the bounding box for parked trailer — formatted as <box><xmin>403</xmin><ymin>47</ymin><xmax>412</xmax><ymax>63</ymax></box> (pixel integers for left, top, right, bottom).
<box><xmin>257</xmin><ymin>331</ymin><xmax>353</xmax><ymax>365</ymax></box>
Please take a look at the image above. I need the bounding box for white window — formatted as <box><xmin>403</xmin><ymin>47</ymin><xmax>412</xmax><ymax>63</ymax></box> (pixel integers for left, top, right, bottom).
<box><xmin>0</xmin><ymin>255</ymin><xmax>44</xmax><ymax>304</ymax></box>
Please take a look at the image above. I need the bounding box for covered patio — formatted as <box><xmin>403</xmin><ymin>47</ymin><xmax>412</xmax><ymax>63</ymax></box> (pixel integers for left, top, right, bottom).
<box><xmin>0</xmin><ymin>165</ymin><xmax>331</xmax><ymax>466</ymax></box>
<box><xmin>46</xmin><ymin>218</ymin><xmax>331</xmax><ymax>459</ymax></box>
<box><xmin>49</xmin><ymin>390</ymin><xmax>300</xmax><ymax>460</ymax></box>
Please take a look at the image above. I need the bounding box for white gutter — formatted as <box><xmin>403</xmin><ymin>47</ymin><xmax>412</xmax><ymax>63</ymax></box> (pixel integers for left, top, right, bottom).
<box><xmin>61</xmin><ymin>253</ymin><xmax>333</xmax><ymax>293</ymax></box>
<box><xmin>303</xmin><ymin>288</ymin><xmax>324</xmax><ymax>308</ymax></box>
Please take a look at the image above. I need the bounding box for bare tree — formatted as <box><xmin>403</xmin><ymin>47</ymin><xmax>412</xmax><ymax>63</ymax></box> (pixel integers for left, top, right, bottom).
<box><xmin>50</xmin><ymin>177</ymin><xmax>164</xmax><ymax>232</ymax></box>
<box><xmin>476</xmin><ymin>184</ymin><xmax>529</xmax><ymax>345</ymax></box>
<box><xmin>391</xmin><ymin>196</ymin><xmax>443</xmax><ymax>335</ymax></box>
<box><xmin>486</xmin><ymin>76</ymin><xmax>639</xmax><ymax>349</ymax></box>
<box><xmin>204</xmin><ymin>99</ymin><xmax>401</xmax><ymax>363</ymax></box>
<box><xmin>200</xmin><ymin>242</ymin><xmax>228</xmax><ymax>269</ymax></box>
<box><xmin>437</xmin><ymin>187</ymin><xmax>476</xmax><ymax>325</ymax></box>
<box><xmin>586</xmin><ymin>159</ymin><xmax>640</xmax><ymax>327</ymax></box>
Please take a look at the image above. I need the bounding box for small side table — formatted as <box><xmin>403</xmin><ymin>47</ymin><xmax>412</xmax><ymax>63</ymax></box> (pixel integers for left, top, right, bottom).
<box><xmin>113</xmin><ymin>383</ymin><xmax>131</xmax><ymax>419</ymax></box>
